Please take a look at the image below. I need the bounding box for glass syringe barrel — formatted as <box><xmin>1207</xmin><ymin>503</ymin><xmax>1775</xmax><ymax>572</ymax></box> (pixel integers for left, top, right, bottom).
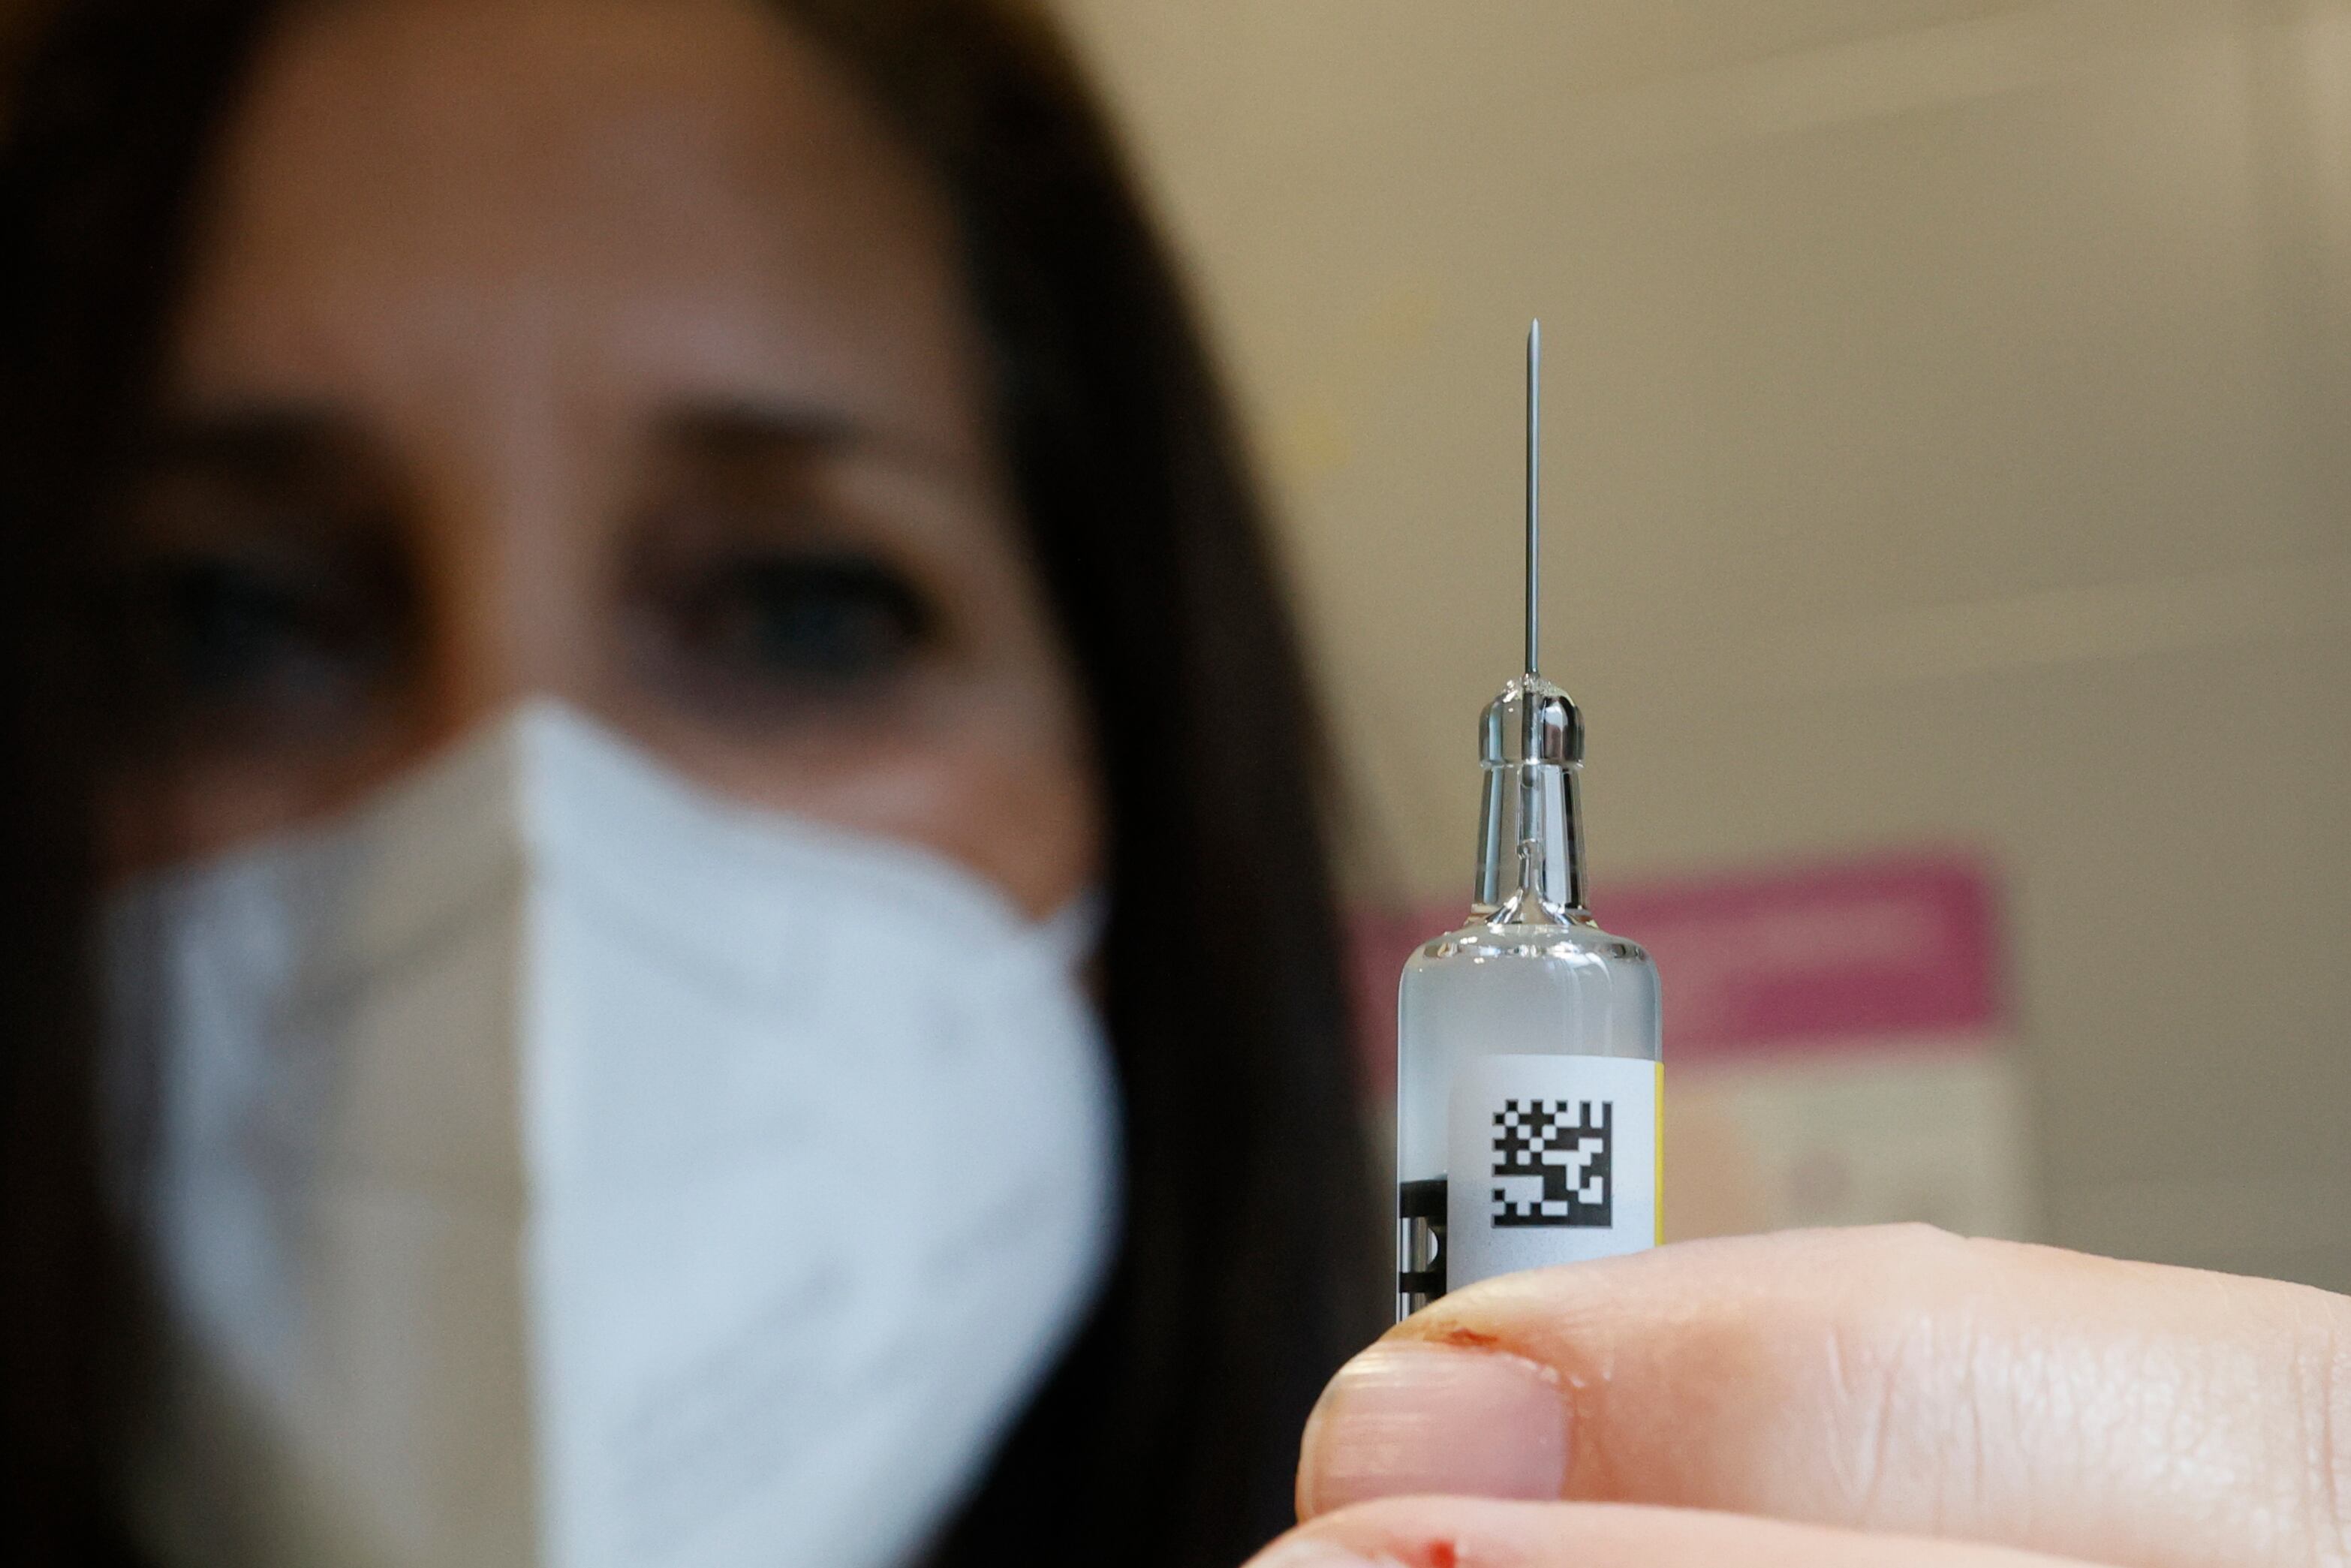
<box><xmin>1395</xmin><ymin>678</ymin><xmax>1661</xmax><ymax>1320</ymax></box>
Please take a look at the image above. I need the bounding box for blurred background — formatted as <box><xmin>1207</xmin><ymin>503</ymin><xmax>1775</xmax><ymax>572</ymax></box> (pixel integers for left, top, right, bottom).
<box><xmin>1047</xmin><ymin>0</ymin><xmax>2351</xmax><ymax>1290</ymax></box>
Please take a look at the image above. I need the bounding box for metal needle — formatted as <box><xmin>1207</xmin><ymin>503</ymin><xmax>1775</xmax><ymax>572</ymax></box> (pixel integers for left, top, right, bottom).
<box><xmin>1525</xmin><ymin>318</ymin><xmax>1541</xmax><ymax>678</ymax></box>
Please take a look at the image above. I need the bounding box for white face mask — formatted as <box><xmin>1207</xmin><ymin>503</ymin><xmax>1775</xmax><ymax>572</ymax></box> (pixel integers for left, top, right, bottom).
<box><xmin>104</xmin><ymin>703</ymin><xmax>1120</xmax><ymax>1568</ymax></box>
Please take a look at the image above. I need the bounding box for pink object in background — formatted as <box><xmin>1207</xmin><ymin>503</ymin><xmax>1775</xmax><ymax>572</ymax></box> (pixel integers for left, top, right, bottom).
<box><xmin>1600</xmin><ymin>853</ymin><xmax>2004</xmax><ymax>1063</ymax></box>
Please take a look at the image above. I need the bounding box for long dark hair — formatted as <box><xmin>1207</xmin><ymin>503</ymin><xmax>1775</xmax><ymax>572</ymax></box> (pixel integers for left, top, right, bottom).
<box><xmin>0</xmin><ymin>1</ymin><xmax>1380</xmax><ymax>1562</ymax></box>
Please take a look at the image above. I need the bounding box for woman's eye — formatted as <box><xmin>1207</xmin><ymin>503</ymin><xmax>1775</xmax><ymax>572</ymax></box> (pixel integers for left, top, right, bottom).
<box><xmin>669</xmin><ymin>552</ymin><xmax>937</xmax><ymax>691</ymax></box>
<box><xmin>165</xmin><ymin>559</ymin><xmax>312</xmax><ymax>692</ymax></box>
<box><xmin>120</xmin><ymin>552</ymin><xmax>399</xmax><ymax>724</ymax></box>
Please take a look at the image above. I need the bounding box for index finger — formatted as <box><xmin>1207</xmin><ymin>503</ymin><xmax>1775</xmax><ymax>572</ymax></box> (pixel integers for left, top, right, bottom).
<box><xmin>1296</xmin><ymin>1226</ymin><xmax>2351</xmax><ymax>1568</ymax></box>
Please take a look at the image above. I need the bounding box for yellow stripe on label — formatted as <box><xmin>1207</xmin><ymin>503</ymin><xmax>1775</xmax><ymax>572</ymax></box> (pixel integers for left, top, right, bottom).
<box><xmin>1653</xmin><ymin>1061</ymin><xmax>1665</xmax><ymax>1246</ymax></box>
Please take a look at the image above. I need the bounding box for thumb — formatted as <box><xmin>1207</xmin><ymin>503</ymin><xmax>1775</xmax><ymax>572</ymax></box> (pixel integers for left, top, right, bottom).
<box><xmin>1296</xmin><ymin>1227</ymin><xmax>2351</xmax><ymax>1568</ymax></box>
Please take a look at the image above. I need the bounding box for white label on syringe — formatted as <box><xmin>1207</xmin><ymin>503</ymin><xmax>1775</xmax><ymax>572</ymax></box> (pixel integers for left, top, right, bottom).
<box><xmin>1445</xmin><ymin>1053</ymin><xmax>1660</xmax><ymax>1287</ymax></box>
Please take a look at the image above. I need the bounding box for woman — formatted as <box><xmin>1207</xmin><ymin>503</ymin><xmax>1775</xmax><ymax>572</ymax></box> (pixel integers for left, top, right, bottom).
<box><xmin>8</xmin><ymin>4</ymin><xmax>2346</xmax><ymax>1568</ymax></box>
<box><xmin>0</xmin><ymin>0</ymin><xmax>1378</xmax><ymax>1562</ymax></box>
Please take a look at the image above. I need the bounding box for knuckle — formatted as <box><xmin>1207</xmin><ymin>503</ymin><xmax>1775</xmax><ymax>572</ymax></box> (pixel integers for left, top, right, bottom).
<box><xmin>2299</xmin><ymin>1298</ymin><xmax>2351</xmax><ymax>1566</ymax></box>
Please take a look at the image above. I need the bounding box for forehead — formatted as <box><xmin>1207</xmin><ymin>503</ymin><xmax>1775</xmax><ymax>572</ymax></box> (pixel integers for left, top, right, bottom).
<box><xmin>173</xmin><ymin>0</ymin><xmax>979</xmax><ymax>435</ymax></box>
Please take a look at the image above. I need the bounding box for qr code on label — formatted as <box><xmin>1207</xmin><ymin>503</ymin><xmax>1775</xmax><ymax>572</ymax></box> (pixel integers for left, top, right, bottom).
<box><xmin>1490</xmin><ymin>1098</ymin><xmax>1612</xmax><ymax>1228</ymax></box>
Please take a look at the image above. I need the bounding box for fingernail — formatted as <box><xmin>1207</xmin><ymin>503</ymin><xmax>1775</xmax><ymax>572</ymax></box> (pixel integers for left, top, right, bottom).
<box><xmin>1296</xmin><ymin>1341</ymin><xmax>1567</xmax><ymax>1518</ymax></box>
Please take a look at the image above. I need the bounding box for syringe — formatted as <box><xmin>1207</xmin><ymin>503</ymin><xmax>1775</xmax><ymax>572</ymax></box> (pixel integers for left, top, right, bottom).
<box><xmin>1394</xmin><ymin>322</ymin><xmax>1663</xmax><ymax>1320</ymax></box>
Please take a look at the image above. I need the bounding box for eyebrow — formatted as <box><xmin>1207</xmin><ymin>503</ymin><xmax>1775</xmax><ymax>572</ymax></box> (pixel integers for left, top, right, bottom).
<box><xmin>661</xmin><ymin>401</ymin><xmax>864</xmax><ymax>461</ymax></box>
<box><xmin>658</xmin><ymin>400</ymin><xmax>977</xmax><ymax>491</ymax></box>
<box><xmin>136</xmin><ymin>398</ymin><xmax>980</xmax><ymax>497</ymax></box>
<box><xmin>135</xmin><ymin>404</ymin><xmax>356</xmax><ymax>480</ymax></box>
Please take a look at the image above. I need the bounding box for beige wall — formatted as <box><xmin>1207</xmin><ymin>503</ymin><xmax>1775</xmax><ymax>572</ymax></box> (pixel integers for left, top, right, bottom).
<box><xmin>1048</xmin><ymin>0</ymin><xmax>2351</xmax><ymax>1290</ymax></box>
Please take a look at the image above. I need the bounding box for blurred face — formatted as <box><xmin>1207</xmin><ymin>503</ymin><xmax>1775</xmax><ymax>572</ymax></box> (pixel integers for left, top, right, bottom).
<box><xmin>105</xmin><ymin>0</ymin><xmax>1100</xmax><ymax>918</ymax></box>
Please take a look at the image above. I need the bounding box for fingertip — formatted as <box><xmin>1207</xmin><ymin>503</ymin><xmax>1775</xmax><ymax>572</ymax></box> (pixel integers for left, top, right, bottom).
<box><xmin>1296</xmin><ymin>1341</ymin><xmax>1570</xmax><ymax>1519</ymax></box>
<box><xmin>1247</xmin><ymin>1539</ymin><xmax>1405</xmax><ymax>1568</ymax></box>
